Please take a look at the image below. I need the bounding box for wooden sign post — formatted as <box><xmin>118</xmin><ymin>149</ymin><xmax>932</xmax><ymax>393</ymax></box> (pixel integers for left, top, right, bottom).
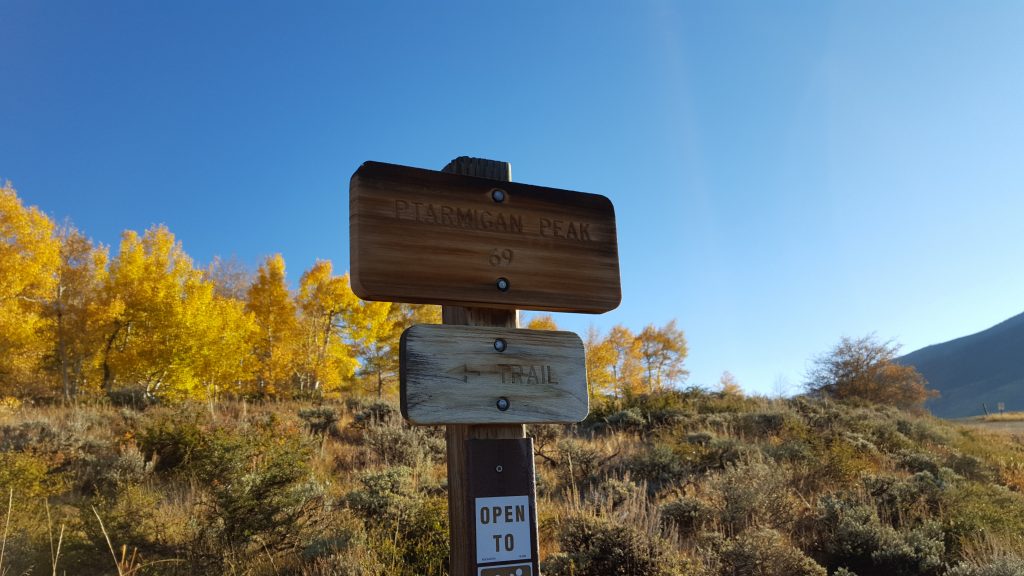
<box><xmin>349</xmin><ymin>156</ymin><xmax>620</xmax><ymax>576</ymax></box>
<box><xmin>440</xmin><ymin>157</ymin><xmax>532</xmax><ymax>576</ymax></box>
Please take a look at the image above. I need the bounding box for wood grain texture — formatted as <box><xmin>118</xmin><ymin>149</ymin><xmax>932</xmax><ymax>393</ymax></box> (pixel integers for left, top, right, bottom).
<box><xmin>400</xmin><ymin>325</ymin><xmax>588</xmax><ymax>425</ymax></box>
<box><xmin>350</xmin><ymin>161</ymin><xmax>621</xmax><ymax>313</ymax></box>
<box><xmin>441</xmin><ymin>158</ymin><xmax>526</xmax><ymax>576</ymax></box>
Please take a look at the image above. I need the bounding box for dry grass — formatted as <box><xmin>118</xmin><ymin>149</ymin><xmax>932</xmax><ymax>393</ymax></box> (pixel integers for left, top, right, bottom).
<box><xmin>981</xmin><ymin>411</ymin><xmax>1024</xmax><ymax>422</ymax></box>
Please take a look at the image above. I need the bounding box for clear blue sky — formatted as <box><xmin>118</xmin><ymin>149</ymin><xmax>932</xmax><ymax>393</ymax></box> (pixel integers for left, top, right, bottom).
<box><xmin>3</xmin><ymin>1</ymin><xmax>1023</xmax><ymax>395</ymax></box>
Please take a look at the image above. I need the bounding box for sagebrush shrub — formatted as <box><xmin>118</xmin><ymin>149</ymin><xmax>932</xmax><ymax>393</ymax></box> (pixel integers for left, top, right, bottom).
<box><xmin>864</xmin><ymin>471</ymin><xmax>946</xmax><ymax>527</ymax></box>
<box><xmin>660</xmin><ymin>496</ymin><xmax>709</xmax><ymax>536</ymax></box>
<box><xmin>733</xmin><ymin>412</ymin><xmax>787</xmax><ymax>439</ymax></box>
<box><xmin>350</xmin><ymin>400</ymin><xmax>397</xmax><ymax>427</ymax></box>
<box><xmin>816</xmin><ymin>495</ymin><xmax>946</xmax><ymax>576</ymax></box>
<box><xmin>344</xmin><ymin>467</ymin><xmax>448</xmax><ymax>576</ymax></box>
<box><xmin>624</xmin><ymin>443</ymin><xmax>687</xmax><ymax>493</ymax></box>
<box><xmin>586</xmin><ymin>476</ymin><xmax>644</xmax><ymax>510</ymax></box>
<box><xmin>138</xmin><ymin>408</ymin><xmax>207</xmax><ymax>472</ymax></box>
<box><xmin>705</xmin><ymin>456</ymin><xmax>794</xmax><ymax>536</ymax></box>
<box><xmin>299</xmin><ymin>406</ymin><xmax>341</xmax><ymax>437</ymax></box>
<box><xmin>718</xmin><ymin>528</ymin><xmax>826</xmax><ymax>576</ymax></box>
<box><xmin>362</xmin><ymin>424</ymin><xmax>443</xmax><ymax>467</ymax></box>
<box><xmin>542</xmin><ymin>513</ymin><xmax>679</xmax><ymax>576</ymax></box>
<box><xmin>943</xmin><ymin>481</ymin><xmax>1024</xmax><ymax>546</ymax></box>
<box><xmin>946</xmin><ymin>554</ymin><xmax>1024</xmax><ymax>576</ymax></box>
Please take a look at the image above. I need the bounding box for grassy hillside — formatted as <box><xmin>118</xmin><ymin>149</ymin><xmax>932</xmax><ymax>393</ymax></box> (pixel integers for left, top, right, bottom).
<box><xmin>900</xmin><ymin>311</ymin><xmax>1024</xmax><ymax>418</ymax></box>
<box><xmin>2</xmin><ymin>391</ymin><xmax>1024</xmax><ymax>576</ymax></box>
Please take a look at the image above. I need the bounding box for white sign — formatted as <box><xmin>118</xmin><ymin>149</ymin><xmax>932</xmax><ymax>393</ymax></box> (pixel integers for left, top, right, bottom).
<box><xmin>475</xmin><ymin>496</ymin><xmax>532</xmax><ymax>564</ymax></box>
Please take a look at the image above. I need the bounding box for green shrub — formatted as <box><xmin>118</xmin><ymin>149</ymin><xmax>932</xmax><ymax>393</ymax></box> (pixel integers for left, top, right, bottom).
<box><xmin>345</xmin><ymin>467</ymin><xmax>448</xmax><ymax>576</ymax></box>
<box><xmin>898</xmin><ymin>450</ymin><xmax>942</xmax><ymax>476</ymax></box>
<box><xmin>542</xmin><ymin>513</ymin><xmax>679</xmax><ymax>576</ymax></box>
<box><xmin>660</xmin><ymin>496</ymin><xmax>709</xmax><ymax>537</ymax></box>
<box><xmin>603</xmin><ymin>407</ymin><xmax>648</xmax><ymax>434</ymax></box>
<box><xmin>816</xmin><ymin>495</ymin><xmax>946</xmax><ymax>576</ymax></box>
<box><xmin>192</xmin><ymin>426</ymin><xmax>323</xmax><ymax>558</ymax></box>
<box><xmin>864</xmin><ymin>471</ymin><xmax>946</xmax><ymax>527</ymax></box>
<box><xmin>362</xmin><ymin>425</ymin><xmax>443</xmax><ymax>467</ymax></box>
<box><xmin>138</xmin><ymin>408</ymin><xmax>207</xmax><ymax>472</ymax></box>
<box><xmin>946</xmin><ymin>554</ymin><xmax>1024</xmax><ymax>576</ymax></box>
<box><xmin>868</xmin><ymin>521</ymin><xmax>944</xmax><ymax>576</ymax></box>
<box><xmin>706</xmin><ymin>456</ymin><xmax>794</xmax><ymax>536</ymax></box>
<box><xmin>586</xmin><ymin>476</ymin><xmax>644</xmax><ymax>510</ymax></box>
<box><xmin>350</xmin><ymin>401</ymin><xmax>398</xmax><ymax>427</ymax></box>
<box><xmin>817</xmin><ymin>496</ymin><xmax>886</xmax><ymax>572</ymax></box>
<box><xmin>946</xmin><ymin>452</ymin><xmax>995</xmax><ymax>483</ymax></box>
<box><xmin>718</xmin><ymin>528</ymin><xmax>826</xmax><ymax>576</ymax></box>
<box><xmin>943</xmin><ymin>481</ymin><xmax>1024</xmax><ymax>546</ymax></box>
<box><xmin>734</xmin><ymin>412</ymin><xmax>787</xmax><ymax>439</ymax></box>
<box><xmin>554</xmin><ymin>438</ymin><xmax>607</xmax><ymax>489</ymax></box>
<box><xmin>624</xmin><ymin>444</ymin><xmax>687</xmax><ymax>493</ymax></box>
<box><xmin>0</xmin><ymin>450</ymin><xmax>58</xmax><ymax>497</ymax></box>
<box><xmin>299</xmin><ymin>406</ymin><xmax>341</xmax><ymax>437</ymax></box>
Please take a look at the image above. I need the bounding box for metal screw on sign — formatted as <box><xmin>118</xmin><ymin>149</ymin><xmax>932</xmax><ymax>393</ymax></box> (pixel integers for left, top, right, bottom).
<box><xmin>491</xmin><ymin>188</ymin><xmax>506</xmax><ymax>203</ymax></box>
<box><xmin>493</xmin><ymin>339</ymin><xmax>507</xmax><ymax>352</ymax></box>
<box><xmin>495</xmin><ymin>465</ymin><xmax>503</xmax><ymax>473</ymax></box>
<box><xmin>496</xmin><ymin>397</ymin><xmax>510</xmax><ymax>411</ymax></box>
<box><xmin>496</xmin><ymin>278</ymin><xmax>510</xmax><ymax>292</ymax></box>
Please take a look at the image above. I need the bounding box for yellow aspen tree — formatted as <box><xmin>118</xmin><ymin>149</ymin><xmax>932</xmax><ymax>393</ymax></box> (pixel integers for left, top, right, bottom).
<box><xmin>347</xmin><ymin>298</ymin><xmax>398</xmax><ymax>399</ymax></box>
<box><xmin>526</xmin><ymin>314</ymin><xmax>559</xmax><ymax>331</ymax></box>
<box><xmin>401</xmin><ymin>302</ymin><xmax>442</xmax><ymax>326</ymax></box>
<box><xmin>343</xmin><ymin>297</ymin><xmax>439</xmax><ymax>399</ymax></box>
<box><xmin>637</xmin><ymin>320</ymin><xmax>689</xmax><ymax>390</ymax></box>
<box><xmin>718</xmin><ymin>371</ymin><xmax>744</xmax><ymax>397</ymax></box>
<box><xmin>295</xmin><ymin>261</ymin><xmax>359</xmax><ymax>396</ymax></box>
<box><xmin>584</xmin><ymin>326</ymin><xmax>617</xmax><ymax>403</ymax></box>
<box><xmin>99</xmin><ymin>225</ymin><xmax>207</xmax><ymax>400</ymax></box>
<box><xmin>191</xmin><ymin>292</ymin><xmax>257</xmax><ymax>401</ymax></box>
<box><xmin>0</xmin><ymin>183</ymin><xmax>60</xmax><ymax>397</ymax></box>
<box><xmin>245</xmin><ymin>254</ymin><xmax>299</xmax><ymax>398</ymax></box>
<box><xmin>605</xmin><ymin>325</ymin><xmax>644</xmax><ymax>398</ymax></box>
<box><xmin>46</xmin><ymin>225</ymin><xmax>109</xmax><ymax>400</ymax></box>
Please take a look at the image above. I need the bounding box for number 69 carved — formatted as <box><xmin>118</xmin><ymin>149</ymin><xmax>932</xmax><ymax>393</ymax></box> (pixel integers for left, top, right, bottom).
<box><xmin>489</xmin><ymin>248</ymin><xmax>514</xmax><ymax>266</ymax></box>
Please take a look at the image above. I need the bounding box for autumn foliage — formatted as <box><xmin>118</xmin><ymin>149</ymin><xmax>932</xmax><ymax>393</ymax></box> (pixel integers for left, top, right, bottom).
<box><xmin>805</xmin><ymin>335</ymin><xmax>938</xmax><ymax>412</ymax></box>
<box><xmin>0</xmin><ymin>183</ymin><xmax>687</xmax><ymax>404</ymax></box>
<box><xmin>0</xmin><ymin>182</ymin><xmax>440</xmax><ymax>402</ymax></box>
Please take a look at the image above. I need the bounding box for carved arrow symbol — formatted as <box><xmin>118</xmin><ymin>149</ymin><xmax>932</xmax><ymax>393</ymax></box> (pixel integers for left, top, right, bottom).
<box><xmin>462</xmin><ymin>364</ymin><xmax>481</xmax><ymax>382</ymax></box>
<box><xmin>447</xmin><ymin>363</ymin><xmax>482</xmax><ymax>382</ymax></box>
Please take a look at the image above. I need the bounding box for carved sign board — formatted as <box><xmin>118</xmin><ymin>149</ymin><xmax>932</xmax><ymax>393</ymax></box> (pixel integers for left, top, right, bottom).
<box><xmin>399</xmin><ymin>324</ymin><xmax>588</xmax><ymax>425</ymax></box>
<box><xmin>350</xmin><ymin>161</ymin><xmax>620</xmax><ymax>313</ymax></box>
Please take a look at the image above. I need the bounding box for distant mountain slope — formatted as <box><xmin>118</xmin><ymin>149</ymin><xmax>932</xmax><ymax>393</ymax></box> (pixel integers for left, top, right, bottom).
<box><xmin>898</xmin><ymin>311</ymin><xmax>1024</xmax><ymax>418</ymax></box>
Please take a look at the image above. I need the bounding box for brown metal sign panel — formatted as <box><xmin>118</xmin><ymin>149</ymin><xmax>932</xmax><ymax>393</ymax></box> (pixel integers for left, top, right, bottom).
<box><xmin>350</xmin><ymin>161</ymin><xmax>621</xmax><ymax>313</ymax></box>
<box><xmin>466</xmin><ymin>439</ymin><xmax>539</xmax><ymax>576</ymax></box>
<box><xmin>400</xmin><ymin>324</ymin><xmax>589</xmax><ymax>425</ymax></box>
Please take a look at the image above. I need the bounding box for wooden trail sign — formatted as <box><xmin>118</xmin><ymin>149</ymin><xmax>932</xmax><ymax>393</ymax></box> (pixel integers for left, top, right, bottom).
<box><xmin>400</xmin><ymin>324</ymin><xmax>588</xmax><ymax>425</ymax></box>
<box><xmin>349</xmin><ymin>161</ymin><xmax>621</xmax><ymax>313</ymax></box>
<box><xmin>351</xmin><ymin>156</ymin><xmax>612</xmax><ymax>576</ymax></box>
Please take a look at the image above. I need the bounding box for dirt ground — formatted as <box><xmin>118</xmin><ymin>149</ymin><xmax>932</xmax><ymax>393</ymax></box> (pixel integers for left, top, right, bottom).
<box><xmin>953</xmin><ymin>416</ymin><xmax>1024</xmax><ymax>437</ymax></box>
